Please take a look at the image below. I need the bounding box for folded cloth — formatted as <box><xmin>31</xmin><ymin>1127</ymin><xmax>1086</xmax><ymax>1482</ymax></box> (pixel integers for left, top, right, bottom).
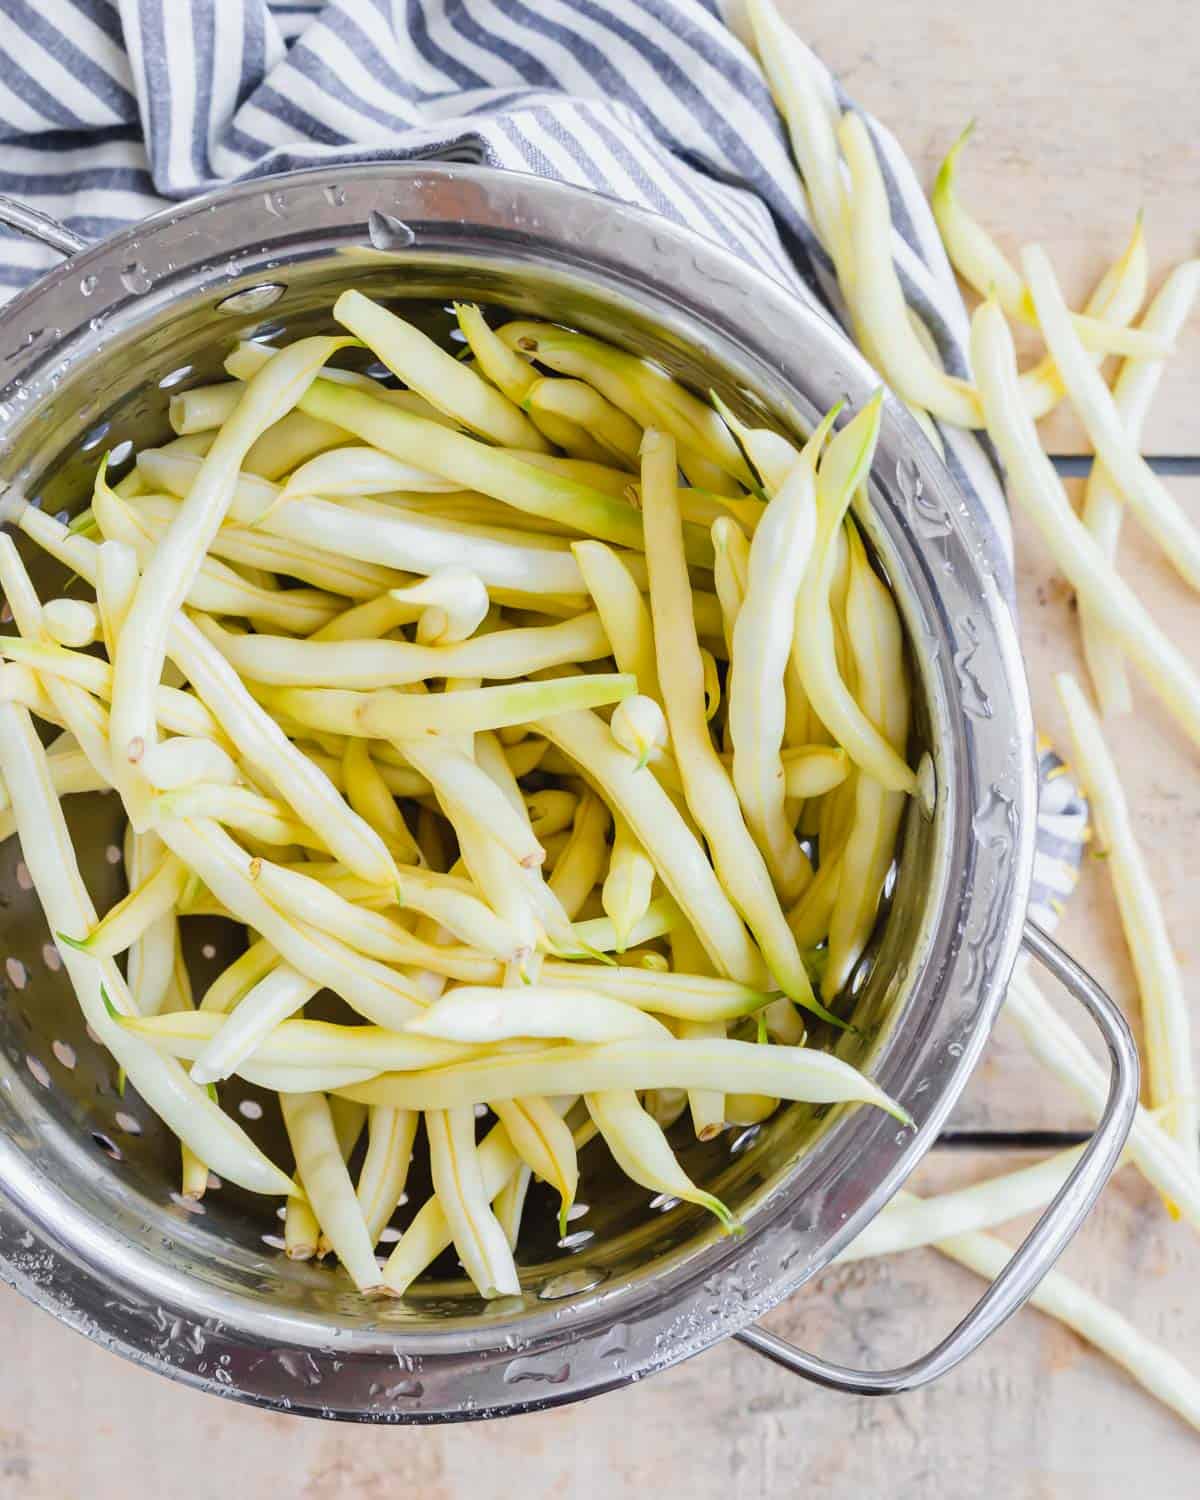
<box><xmin>0</xmin><ymin>0</ymin><xmax>1084</xmax><ymax>924</ymax></box>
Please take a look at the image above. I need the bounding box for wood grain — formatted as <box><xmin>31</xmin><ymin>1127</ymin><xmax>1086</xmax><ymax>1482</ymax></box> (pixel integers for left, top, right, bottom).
<box><xmin>793</xmin><ymin>0</ymin><xmax>1199</xmax><ymax>455</ymax></box>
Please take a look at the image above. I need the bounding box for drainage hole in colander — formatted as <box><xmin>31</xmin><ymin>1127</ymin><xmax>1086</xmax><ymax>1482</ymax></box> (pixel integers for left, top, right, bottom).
<box><xmin>729</xmin><ymin>1125</ymin><xmax>762</xmax><ymax>1156</ymax></box>
<box><xmin>25</xmin><ymin>1054</ymin><xmax>50</xmax><ymax>1088</ymax></box>
<box><xmin>113</xmin><ymin>1111</ymin><xmax>141</xmax><ymax>1135</ymax></box>
<box><xmin>556</xmin><ymin>1229</ymin><xmax>595</xmax><ymax>1251</ymax></box>
<box><xmin>91</xmin><ymin>1131</ymin><xmax>122</xmax><ymax>1161</ymax></box>
<box><xmin>51</xmin><ymin>1040</ymin><xmax>76</xmax><ymax>1069</ymax></box>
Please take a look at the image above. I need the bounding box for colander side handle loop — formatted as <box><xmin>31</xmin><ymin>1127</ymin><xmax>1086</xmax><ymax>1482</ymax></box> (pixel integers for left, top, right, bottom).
<box><xmin>733</xmin><ymin>921</ymin><xmax>1139</xmax><ymax>1395</ymax></box>
<box><xmin>0</xmin><ymin>197</ymin><xmax>88</xmax><ymax>258</ymax></box>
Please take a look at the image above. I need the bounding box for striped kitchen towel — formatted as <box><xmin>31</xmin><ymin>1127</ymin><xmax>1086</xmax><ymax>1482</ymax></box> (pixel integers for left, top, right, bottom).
<box><xmin>0</xmin><ymin>0</ymin><xmax>1086</xmax><ymax>924</ymax></box>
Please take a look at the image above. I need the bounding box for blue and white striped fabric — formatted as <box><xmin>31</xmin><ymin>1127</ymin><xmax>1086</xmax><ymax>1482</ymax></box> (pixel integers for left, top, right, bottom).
<box><xmin>0</xmin><ymin>0</ymin><xmax>1085</xmax><ymax>924</ymax></box>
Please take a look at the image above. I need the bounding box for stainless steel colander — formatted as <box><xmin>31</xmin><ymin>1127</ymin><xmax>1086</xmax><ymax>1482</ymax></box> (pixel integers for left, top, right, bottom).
<box><xmin>0</xmin><ymin>166</ymin><xmax>1136</xmax><ymax>1420</ymax></box>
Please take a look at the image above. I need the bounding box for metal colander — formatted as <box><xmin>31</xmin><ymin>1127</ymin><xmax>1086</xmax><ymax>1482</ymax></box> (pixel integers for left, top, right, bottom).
<box><xmin>0</xmin><ymin>166</ymin><xmax>1136</xmax><ymax>1420</ymax></box>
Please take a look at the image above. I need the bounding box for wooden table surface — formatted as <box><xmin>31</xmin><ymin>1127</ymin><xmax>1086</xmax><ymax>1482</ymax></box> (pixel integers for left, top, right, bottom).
<box><xmin>3</xmin><ymin>3</ymin><xmax>1198</xmax><ymax>1494</ymax></box>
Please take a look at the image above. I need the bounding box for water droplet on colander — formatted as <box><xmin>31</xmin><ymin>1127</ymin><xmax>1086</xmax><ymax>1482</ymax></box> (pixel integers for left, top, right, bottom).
<box><xmin>215</xmin><ymin>283</ymin><xmax>286</xmax><ymax>317</ymax></box>
<box><xmin>120</xmin><ymin>262</ymin><xmax>153</xmax><ymax>295</ymax></box>
<box><xmin>367</xmin><ymin>210</ymin><xmax>416</xmax><ymax>251</ymax></box>
<box><xmin>539</xmin><ymin>1266</ymin><xmax>607</xmax><ymax>1300</ymax></box>
<box><xmin>263</xmin><ymin>189</ymin><xmax>289</xmax><ymax>217</ymax></box>
<box><xmin>597</xmin><ymin>1323</ymin><xmax>629</xmax><ymax>1358</ymax></box>
<box><xmin>323</xmin><ymin>183</ymin><xmax>347</xmax><ymax>207</ymax></box>
<box><xmin>79</xmin><ymin>273</ymin><xmax>99</xmax><ymax>296</ymax></box>
<box><xmin>502</xmin><ymin>1355</ymin><xmax>571</xmax><ymax>1386</ymax></box>
<box><xmin>9</xmin><ymin>327</ymin><xmax>44</xmax><ymax>356</ymax></box>
<box><xmin>947</xmin><ymin>1041</ymin><xmax>964</xmax><ymax>1057</ymax></box>
<box><xmin>383</xmin><ymin>1377</ymin><xmax>424</xmax><ymax>1399</ymax></box>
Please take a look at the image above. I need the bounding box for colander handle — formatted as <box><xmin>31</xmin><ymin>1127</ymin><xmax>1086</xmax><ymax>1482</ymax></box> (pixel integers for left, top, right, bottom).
<box><xmin>733</xmin><ymin>920</ymin><xmax>1139</xmax><ymax>1395</ymax></box>
<box><xmin>0</xmin><ymin>197</ymin><xmax>88</xmax><ymax>258</ymax></box>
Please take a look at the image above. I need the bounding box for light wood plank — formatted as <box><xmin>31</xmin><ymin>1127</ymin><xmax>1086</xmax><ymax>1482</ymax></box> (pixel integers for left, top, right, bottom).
<box><xmin>779</xmin><ymin>0</ymin><xmax>1200</xmax><ymax>454</ymax></box>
